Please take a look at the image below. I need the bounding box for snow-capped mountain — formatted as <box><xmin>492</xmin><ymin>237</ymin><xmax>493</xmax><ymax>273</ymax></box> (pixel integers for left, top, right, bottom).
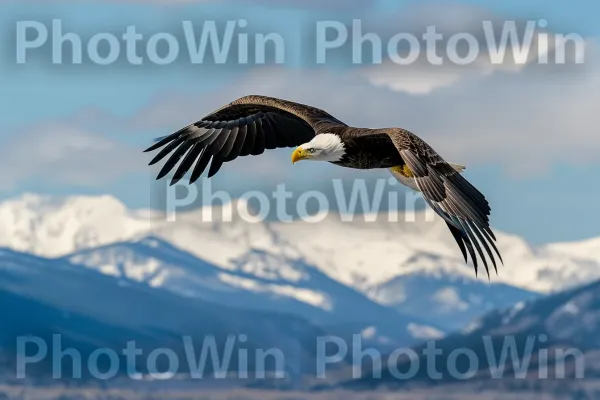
<box><xmin>373</xmin><ymin>268</ymin><xmax>538</xmax><ymax>330</ymax></box>
<box><xmin>0</xmin><ymin>193</ymin><xmax>597</xmax><ymax>292</ymax></box>
<box><xmin>0</xmin><ymin>248</ymin><xmax>330</xmax><ymax>380</ymax></box>
<box><xmin>60</xmin><ymin>236</ymin><xmax>441</xmax><ymax>347</ymax></box>
<box><xmin>0</xmin><ymin>193</ymin><xmax>596</xmax><ymax>329</ymax></box>
<box><xmin>343</xmin><ymin>279</ymin><xmax>600</xmax><ymax>391</ymax></box>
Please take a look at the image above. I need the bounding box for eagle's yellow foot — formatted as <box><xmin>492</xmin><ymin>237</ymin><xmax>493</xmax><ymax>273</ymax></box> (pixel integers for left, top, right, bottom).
<box><xmin>390</xmin><ymin>165</ymin><xmax>414</xmax><ymax>178</ymax></box>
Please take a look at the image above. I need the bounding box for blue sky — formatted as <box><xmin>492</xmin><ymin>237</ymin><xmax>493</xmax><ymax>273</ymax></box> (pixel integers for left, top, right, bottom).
<box><xmin>0</xmin><ymin>0</ymin><xmax>598</xmax><ymax>244</ymax></box>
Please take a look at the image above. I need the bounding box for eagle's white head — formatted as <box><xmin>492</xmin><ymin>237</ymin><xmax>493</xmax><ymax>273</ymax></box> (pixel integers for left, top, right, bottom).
<box><xmin>291</xmin><ymin>133</ymin><xmax>346</xmax><ymax>163</ymax></box>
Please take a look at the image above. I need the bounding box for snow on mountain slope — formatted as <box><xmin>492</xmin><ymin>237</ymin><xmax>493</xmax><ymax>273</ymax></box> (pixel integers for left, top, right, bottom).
<box><xmin>62</xmin><ymin>236</ymin><xmax>444</xmax><ymax>347</ymax></box>
<box><xmin>0</xmin><ymin>194</ymin><xmax>597</xmax><ymax>295</ymax></box>
<box><xmin>343</xmin><ymin>280</ymin><xmax>600</xmax><ymax>391</ymax></box>
<box><xmin>0</xmin><ymin>194</ymin><xmax>151</xmax><ymax>256</ymax></box>
<box><xmin>372</xmin><ymin>266</ymin><xmax>538</xmax><ymax>330</ymax></box>
<box><xmin>0</xmin><ymin>247</ymin><xmax>334</xmax><ymax>380</ymax></box>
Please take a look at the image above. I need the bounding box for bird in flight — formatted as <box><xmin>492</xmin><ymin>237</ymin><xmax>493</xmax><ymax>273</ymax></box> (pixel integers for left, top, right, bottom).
<box><xmin>144</xmin><ymin>95</ymin><xmax>502</xmax><ymax>277</ymax></box>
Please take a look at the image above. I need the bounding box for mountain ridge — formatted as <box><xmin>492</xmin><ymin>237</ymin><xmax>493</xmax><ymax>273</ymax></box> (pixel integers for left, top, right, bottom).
<box><xmin>0</xmin><ymin>193</ymin><xmax>596</xmax><ymax>295</ymax></box>
<box><xmin>59</xmin><ymin>235</ymin><xmax>442</xmax><ymax>348</ymax></box>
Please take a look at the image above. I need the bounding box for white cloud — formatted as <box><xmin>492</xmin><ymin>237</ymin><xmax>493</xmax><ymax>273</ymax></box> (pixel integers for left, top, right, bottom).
<box><xmin>363</xmin><ymin>52</ymin><xmax>532</xmax><ymax>95</ymax></box>
<box><xmin>364</xmin><ymin>63</ymin><xmax>486</xmax><ymax>95</ymax></box>
<box><xmin>0</xmin><ymin>124</ymin><xmax>144</xmax><ymax>190</ymax></box>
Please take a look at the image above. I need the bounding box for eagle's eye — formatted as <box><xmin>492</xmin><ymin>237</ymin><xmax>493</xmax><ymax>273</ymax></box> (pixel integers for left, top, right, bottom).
<box><xmin>307</xmin><ymin>148</ymin><xmax>316</xmax><ymax>153</ymax></box>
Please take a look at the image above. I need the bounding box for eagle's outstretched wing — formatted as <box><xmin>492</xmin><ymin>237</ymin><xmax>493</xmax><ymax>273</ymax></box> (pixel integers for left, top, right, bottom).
<box><xmin>388</xmin><ymin>129</ymin><xmax>503</xmax><ymax>277</ymax></box>
<box><xmin>144</xmin><ymin>95</ymin><xmax>346</xmax><ymax>185</ymax></box>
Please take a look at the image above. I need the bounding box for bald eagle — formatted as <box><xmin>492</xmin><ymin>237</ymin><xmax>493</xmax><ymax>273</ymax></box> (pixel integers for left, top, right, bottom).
<box><xmin>144</xmin><ymin>95</ymin><xmax>502</xmax><ymax>277</ymax></box>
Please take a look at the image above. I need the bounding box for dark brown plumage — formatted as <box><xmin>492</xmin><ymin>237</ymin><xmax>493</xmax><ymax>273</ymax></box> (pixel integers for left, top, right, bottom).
<box><xmin>144</xmin><ymin>95</ymin><xmax>502</xmax><ymax>277</ymax></box>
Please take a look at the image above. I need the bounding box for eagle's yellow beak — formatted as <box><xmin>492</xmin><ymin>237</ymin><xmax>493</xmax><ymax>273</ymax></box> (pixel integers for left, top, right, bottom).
<box><xmin>291</xmin><ymin>147</ymin><xmax>310</xmax><ymax>164</ymax></box>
